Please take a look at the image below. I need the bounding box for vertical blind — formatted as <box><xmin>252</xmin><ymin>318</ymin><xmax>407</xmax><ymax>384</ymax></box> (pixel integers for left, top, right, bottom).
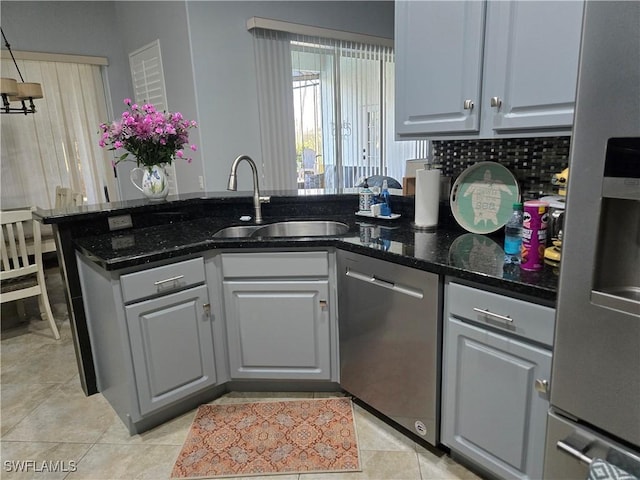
<box><xmin>251</xmin><ymin>26</ymin><xmax>428</xmax><ymax>190</ymax></box>
<box><xmin>1</xmin><ymin>57</ymin><xmax>115</xmax><ymax>209</ymax></box>
<box><xmin>252</xmin><ymin>29</ymin><xmax>298</xmax><ymax>190</ymax></box>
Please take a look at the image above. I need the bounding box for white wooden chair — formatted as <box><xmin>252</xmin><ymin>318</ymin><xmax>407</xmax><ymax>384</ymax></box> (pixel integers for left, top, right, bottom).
<box><xmin>1</xmin><ymin>209</ymin><xmax>60</xmax><ymax>339</ymax></box>
<box><xmin>33</xmin><ymin>186</ymin><xmax>84</xmax><ymax>255</ymax></box>
<box><xmin>55</xmin><ymin>186</ymin><xmax>84</xmax><ymax>208</ymax></box>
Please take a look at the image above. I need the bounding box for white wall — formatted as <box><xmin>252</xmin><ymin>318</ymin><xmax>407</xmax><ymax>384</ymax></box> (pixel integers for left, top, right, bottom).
<box><xmin>1</xmin><ymin>1</ymin><xmax>394</xmax><ymax>198</ymax></box>
<box><xmin>112</xmin><ymin>1</ymin><xmax>203</xmax><ymax>198</ymax></box>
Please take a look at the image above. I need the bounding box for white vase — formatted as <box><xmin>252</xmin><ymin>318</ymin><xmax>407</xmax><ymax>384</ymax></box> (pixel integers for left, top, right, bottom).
<box><xmin>130</xmin><ymin>164</ymin><xmax>170</xmax><ymax>201</ymax></box>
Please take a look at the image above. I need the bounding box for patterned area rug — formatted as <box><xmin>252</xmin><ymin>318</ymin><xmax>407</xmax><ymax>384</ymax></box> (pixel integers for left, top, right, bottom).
<box><xmin>171</xmin><ymin>398</ymin><xmax>361</xmax><ymax>479</ymax></box>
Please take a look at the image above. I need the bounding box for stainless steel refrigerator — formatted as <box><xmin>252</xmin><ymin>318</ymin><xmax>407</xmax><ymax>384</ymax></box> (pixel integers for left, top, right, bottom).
<box><xmin>543</xmin><ymin>1</ymin><xmax>640</xmax><ymax>478</ymax></box>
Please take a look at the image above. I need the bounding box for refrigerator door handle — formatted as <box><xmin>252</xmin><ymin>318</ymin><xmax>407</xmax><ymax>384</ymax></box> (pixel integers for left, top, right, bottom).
<box><xmin>557</xmin><ymin>436</ymin><xmax>640</xmax><ymax>472</ymax></box>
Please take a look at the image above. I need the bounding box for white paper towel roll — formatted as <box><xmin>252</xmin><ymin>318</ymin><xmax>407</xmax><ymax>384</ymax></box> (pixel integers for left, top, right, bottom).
<box><xmin>415</xmin><ymin>168</ymin><xmax>440</xmax><ymax>228</ymax></box>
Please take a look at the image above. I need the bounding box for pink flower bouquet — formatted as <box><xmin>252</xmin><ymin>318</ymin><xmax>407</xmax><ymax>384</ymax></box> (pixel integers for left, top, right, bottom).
<box><xmin>99</xmin><ymin>99</ymin><xmax>197</xmax><ymax>169</ymax></box>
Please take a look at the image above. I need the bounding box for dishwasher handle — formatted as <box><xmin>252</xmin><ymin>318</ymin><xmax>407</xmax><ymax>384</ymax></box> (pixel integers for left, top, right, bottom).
<box><xmin>345</xmin><ymin>268</ymin><xmax>424</xmax><ymax>299</ymax></box>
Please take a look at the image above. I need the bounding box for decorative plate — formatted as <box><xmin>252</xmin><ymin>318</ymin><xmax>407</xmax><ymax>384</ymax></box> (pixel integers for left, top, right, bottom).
<box><xmin>448</xmin><ymin>233</ymin><xmax>505</xmax><ymax>276</ymax></box>
<box><xmin>450</xmin><ymin>162</ymin><xmax>520</xmax><ymax>234</ymax></box>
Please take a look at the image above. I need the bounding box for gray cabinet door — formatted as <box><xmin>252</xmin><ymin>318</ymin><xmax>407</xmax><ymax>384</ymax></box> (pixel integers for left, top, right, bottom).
<box><xmin>224</xmin><ymin>280</ymin><xmax>331</xmax><ymax>380</ymax></box>
<box><xmin>395</xmin><ymin>0</ymin><xmax>485</xmax><ymax>135</ymax></box>
<box><xmin>442</xmin><ymin>316</ymin><xmax>551</xmax><ymax>480</ymax></box>
<box><xmin>395</xmin><ymin>0</ymin><xmax>582</xmax><ymax>138</ymax></box>
<box><xmin>125</xmin><ymin>284</ymin><xmax>216</xmax><ymax>416</ymax></box>
<box><xmin>482</xmin><ymin>1</ymin><xmax>583</xmax><ymax>133</ymax></box>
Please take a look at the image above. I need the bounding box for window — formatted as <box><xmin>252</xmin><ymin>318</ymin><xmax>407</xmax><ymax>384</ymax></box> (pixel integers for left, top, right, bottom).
<box><xmin>1</xmin><ymin>53</ymin><xmax>116</xmax><ymax>209</ymax></box>
<box><xmin>251</xmin><ymin>22</ymin><xmax>427</xmax><ymax>191</ymax></box>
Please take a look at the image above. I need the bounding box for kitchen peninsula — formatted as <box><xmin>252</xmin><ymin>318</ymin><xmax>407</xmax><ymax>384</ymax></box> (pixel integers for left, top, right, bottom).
<box><xmin>35</xmin><ymin>191</ymin><xmax>558</xmax><ymax>440</ymax></box>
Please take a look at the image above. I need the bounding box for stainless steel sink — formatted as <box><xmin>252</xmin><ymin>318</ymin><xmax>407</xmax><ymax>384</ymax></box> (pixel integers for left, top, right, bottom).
<box><xmin>254</xmin><ymin>220</ymin><xmax>349</xmax><ymax>238</ymax></box>
<box><xmin>213</xmin><ymin>220</ymin><xmax>349</xmax><ymax>239</ymax></box>
<box><xmin>212</xmin><ymin>224</ymin><xmax>263</xmax><ymax>238</ymax></box>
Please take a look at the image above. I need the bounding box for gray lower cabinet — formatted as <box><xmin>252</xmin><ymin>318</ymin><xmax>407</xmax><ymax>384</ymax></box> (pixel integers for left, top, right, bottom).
<box><xmin>441</xmin><ymin>281</ymin><xmax>554</xmax><ymax>480</ymax></box>
<box><xmin>78</xmin><ymin>253</ymin><xmax>224</xmax><ymax>433</ymax></box>
<box><xmin>221</xmin><ymin>251</ymin><xmax>334</xmax><ymax>381</ymax></box>
<box><xmin>125</xmin><ymin>284</ymin><xmax>215</xmax><ymax>415</ymax></box>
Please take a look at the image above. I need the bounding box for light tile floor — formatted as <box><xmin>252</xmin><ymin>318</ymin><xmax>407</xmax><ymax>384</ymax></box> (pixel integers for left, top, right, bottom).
<box><xmin>1</xmin><ymin>267</ymin><xmax>482</xmax><ymax>480</ymax></box>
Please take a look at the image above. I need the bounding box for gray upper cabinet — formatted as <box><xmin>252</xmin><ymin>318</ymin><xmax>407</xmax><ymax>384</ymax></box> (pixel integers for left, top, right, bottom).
<box><xmin>482</xmin><ymin>1</ymin><xmax>583</xmax><ymax>133</ymax></box>
<box><xmin>395</xmin><ymin>1</ymin><xmax>485</xmax><ymax>135</ymax></box>
<box><xmin>395</xmin><ymin>0</ymin><xmax>583</xmax><ymax>138</ymax></box>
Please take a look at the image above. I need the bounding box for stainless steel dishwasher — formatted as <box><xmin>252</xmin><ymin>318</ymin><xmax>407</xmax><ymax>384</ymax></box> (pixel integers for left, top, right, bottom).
<box><xmin>337</xmin><ymin>250</ymin><xmax>441</xmax><ymax>446</ymax></box>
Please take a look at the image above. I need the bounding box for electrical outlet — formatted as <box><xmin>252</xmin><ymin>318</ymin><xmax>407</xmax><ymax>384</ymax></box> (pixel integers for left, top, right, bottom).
<box><xmin>108</xmin><ymin>214</ymin><xmax>133</xmax><ymax>231</ymax></box>
<box><xmin>198</xmin><ymin>175</ymin><xmax>204</xmax><ymax>190</ymax></box>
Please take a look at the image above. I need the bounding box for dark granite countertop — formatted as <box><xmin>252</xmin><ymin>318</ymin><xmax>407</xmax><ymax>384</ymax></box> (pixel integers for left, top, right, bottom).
<box><xmin>73</xmin><ymin>209</ymin><xmax>559</xmax><ymax>303</ymax></box>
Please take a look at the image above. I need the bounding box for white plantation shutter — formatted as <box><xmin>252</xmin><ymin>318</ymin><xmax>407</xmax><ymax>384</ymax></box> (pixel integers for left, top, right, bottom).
<box><xmin>129</xmin><ymin>41</ymin><xmax>167</xmax><ymax>110</ymax></box>
<box><xmin>128</xmin><ymin>40</ymin><xmax>177</xmax><ymax>194</ymax></box>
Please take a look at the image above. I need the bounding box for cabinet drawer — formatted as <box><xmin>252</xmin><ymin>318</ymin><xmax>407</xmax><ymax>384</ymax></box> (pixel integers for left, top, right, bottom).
<box><xmin>120</xmin><ymin>257</ymin><xmax>205</xmax><ymax>304</ymax></box>
<box><xmin>448</xmin><ymin>282</ymin><xmax>555</xmax><ymax>346</ymax></box>
<box><xmin>222</xmin><ymin>252</ymin><xmax>329</xmax><ymax>278</ymax></box>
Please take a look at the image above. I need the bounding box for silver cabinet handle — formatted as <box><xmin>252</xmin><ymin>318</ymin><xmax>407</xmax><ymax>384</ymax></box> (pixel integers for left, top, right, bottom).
<box><xmin>371</xmin><ymin>275</ymin><xmax>424</xmax><ymax>299</ymax></box>
<box><xmin>463</xmin><ymin>99</ymin><xmax>474</xmax><ymax>110</ymax></box>
<box><xmin>203</xmin><ymin>303</ymin><xmax>211</xmax><ymax>317</ymax></box>
<box><xmin>319</xmin><ymin>300</ymin><xmax>328</xmax><ymax>308</ymax></box>
<box><xmin>345</xmin><ymin>269</ymin><xmax>372</xmax><ymax>283</ymax></box>
<box><xmin>490</xmin><ymin>96</ymin><xmax>502</xmax><ymax>108</ymax></box>
<box><xmin>154</xmin><ymin>275</ymin><xmax>184</xmax><ymax>286</ymax></box>
<box><xmin>473</xmin><ymin>307</ymin><xmax>513</xmax><ymax>323</ymax></box>
<box><xmin>371</xmin><ymin>276</ymin><xmax>395</xmax><ymax>289</ymax></box>
<box><xmin>535</xmin><ymin>378</ymin><xmax>549</xmax><ymax>393</ymax></box>
<box><xmin>345</xmin><ymin>269</ymin><xmax>423</xmax><ymax>299</ymax></box>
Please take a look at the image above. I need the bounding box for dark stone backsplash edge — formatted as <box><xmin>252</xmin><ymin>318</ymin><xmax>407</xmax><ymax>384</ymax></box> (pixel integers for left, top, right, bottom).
<box><xmin>433</xmin><ymin>136</ymin><xmax>571</xmax><ymax>200</ymax></box>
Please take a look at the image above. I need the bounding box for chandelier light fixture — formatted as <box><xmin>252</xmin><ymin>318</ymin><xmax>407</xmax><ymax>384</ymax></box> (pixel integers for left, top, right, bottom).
<box><xmin>1</xmin><ymin>27</ymin><xmax>43</xmax><ymax>115</ymax></box>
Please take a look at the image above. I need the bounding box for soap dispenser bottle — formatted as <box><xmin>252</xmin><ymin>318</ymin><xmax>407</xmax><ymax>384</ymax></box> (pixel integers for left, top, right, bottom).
<box><xmin>359</xmin><ymin>177</ymin><xmax>373</xmax><ymax>212</ymax></box>
<box><xmin>380</xmin><ymin>179</ymin><xmax>391</xmax><ymax>216</ymax></box>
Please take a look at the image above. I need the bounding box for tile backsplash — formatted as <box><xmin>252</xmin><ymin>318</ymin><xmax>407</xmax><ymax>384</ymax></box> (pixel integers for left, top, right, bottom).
<box><xmin>432</xmin><ymin>136</ymin><xmax>571</xmax><ymax>200</ymax></box>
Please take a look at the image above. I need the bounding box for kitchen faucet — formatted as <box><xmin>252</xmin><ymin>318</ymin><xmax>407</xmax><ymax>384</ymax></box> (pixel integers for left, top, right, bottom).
<box><xmin>227</xmin><ymin>155</ymin><xmax>269</xmax><ymax>224</ymax></box>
